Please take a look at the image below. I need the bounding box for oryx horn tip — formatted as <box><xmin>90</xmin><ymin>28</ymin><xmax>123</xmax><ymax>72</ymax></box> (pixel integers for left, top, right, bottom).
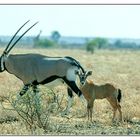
<box><xmin>36</xmin><ymin>21</ymin><xmax>39</xmax><ymax>24</ymax></box>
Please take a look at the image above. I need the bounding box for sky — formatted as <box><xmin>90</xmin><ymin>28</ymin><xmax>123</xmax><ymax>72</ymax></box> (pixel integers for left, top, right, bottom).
<box><xmin>1</xmin><ymin>5</ymin><xmax>140</xmax><ymax>39</ymax></box>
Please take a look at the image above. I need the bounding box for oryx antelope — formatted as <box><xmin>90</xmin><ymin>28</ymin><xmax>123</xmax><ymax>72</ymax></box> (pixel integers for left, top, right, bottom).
<box><xmin>0</xmin><ymin>21</ymin><xmax>86</xmax><ymax>114</ymax></box>
<box><xmin>76</xmin><ymin>70</ymin><xmax>123</xmax><ymax>122</ymax></box>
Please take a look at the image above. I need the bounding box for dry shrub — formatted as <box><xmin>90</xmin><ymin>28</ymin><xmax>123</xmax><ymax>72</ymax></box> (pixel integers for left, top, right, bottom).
<box><xmin>0</xmin><ymin>88</ymin><xmax>64</xmax><ymax>135</ymax></box>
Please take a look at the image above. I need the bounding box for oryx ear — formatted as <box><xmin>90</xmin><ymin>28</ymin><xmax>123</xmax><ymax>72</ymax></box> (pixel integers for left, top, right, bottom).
<box><xmin>75</xmin><ymin>70</ymin><xmax>80</xmax><ymax>75</ymax></box>
<box><xmin>87</xmin><ymin>71</ymin><xmax>92</xmax><ymax>76</ymax></box>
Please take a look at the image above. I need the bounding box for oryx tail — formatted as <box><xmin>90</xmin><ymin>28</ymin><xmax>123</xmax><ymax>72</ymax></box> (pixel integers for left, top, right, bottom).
<box><xmin>65</xmin><ymin>56</ymin><xmax>85</xmax><ymax>73</ymax></box>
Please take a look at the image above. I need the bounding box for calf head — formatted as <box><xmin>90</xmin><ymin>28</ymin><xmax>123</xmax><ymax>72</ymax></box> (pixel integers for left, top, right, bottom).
<box><xmin>75</xmin><ymin>70</ymin><xmax>92</xmax><ymax>85</ymax></box>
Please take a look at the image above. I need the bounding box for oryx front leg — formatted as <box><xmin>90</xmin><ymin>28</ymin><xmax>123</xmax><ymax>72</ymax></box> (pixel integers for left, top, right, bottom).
<box><xmin>19</xmin><ymin>84</ymin><xmax>30</xmax><ymax>96</ymax></box>
<box><xmin>32</xmin><ymin>85</ymin><xmax>39</xmax><ymax>94</ymax></box>
<box><xmin>32</xmin><ymin>85</ymin><xmax>40</xmax><ymax>102</ymax></box>
<box><xmin>32</xmin><ymin>85</ymin><xmax>41</xmax><ymax>110</ymax></box>
<box><xmin>15</xmin><ymin>84</ymin><xmax>30</xmax><ymax>103</ymax></box>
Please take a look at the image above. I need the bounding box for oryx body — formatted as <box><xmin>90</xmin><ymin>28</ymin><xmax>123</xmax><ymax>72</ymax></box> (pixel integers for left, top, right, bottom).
<box><xmin>4</xmin><ymin>54</ymin><xmax>79</xmax><ymax>85</ymax></box>
<box><xmin>0</xmin><ymin>21</ymin><xmax>86</xmax><ymax>115</ymax></box>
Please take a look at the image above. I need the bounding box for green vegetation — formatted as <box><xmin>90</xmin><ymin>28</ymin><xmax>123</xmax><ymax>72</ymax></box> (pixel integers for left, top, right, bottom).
<box><xmin>33</xmin><ymin>30</ymin><xmax>61</xmax><ymax>48</ymax></box>
<box><xmin>51</xmin><ymin>31</ymin><xmax>61</xmax><ymax>43</ymax></box>
<box><xmin>34</xmin><ymin>39</ymin><xmax>56</xmax><ymax>48</ymax></box>
<box><xmin>0</xmin><ymin>88</ymin><xmax>63</xmax><ymax>134</ymax></box>
<box><xmin>86</xmin><ymin>37</ymin><xmax>108</xmax><ymax>54</ymax></box>
<box><xmin>113</xmin><ymin>39</ymin><xmax>140</xmax><ymax>49</ymax></box>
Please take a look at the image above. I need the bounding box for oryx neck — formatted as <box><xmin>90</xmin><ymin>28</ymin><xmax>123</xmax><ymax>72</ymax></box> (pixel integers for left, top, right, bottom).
<box><xmin>0</xmin><ymin>54</ymin><xmax>8</xmax><ymax>72</ymax></box>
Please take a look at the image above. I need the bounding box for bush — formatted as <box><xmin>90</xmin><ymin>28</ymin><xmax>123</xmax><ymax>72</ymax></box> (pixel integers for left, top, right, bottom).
<box><xmin>86</xmin><ymin>38</ymin><xmax>109</xmax><ymax>54</ymax></box>
<box><xmin>86</xmin><ymin>40</ymin><xmax>97</xmax><ymax>54</ymax></box>
<box><xmin>34</xmin><ymin>39</ymin><xmax>56</xmax><ymax>48</ymax></box>
<box><xmin>0</xmin><ymin>89</ymin><xmax>63</xmax><ymax>134</ymax></box>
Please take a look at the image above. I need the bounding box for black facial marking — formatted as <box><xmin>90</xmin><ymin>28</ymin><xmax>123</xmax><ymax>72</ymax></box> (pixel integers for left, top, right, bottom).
<box><xmin>77</xmin><ymin>71</ymin><xmax>92</xmax><ymax>85</ymax></box>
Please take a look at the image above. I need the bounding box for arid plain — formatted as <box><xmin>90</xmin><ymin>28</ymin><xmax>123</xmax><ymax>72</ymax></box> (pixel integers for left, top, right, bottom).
<box><xmin>0</xmin><ymin>48</ymin><xmax>140</xmax><ymax>135</ymax></box>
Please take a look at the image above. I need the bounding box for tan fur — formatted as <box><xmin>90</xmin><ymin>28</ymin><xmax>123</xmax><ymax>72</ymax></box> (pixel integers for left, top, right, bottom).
<box><xmin>80</xmin><ymin>79</ymin><xmax>122</xmax><ymax>122</ymax></box>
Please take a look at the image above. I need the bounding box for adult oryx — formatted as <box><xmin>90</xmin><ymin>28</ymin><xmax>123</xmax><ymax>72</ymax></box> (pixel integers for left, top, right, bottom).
<box><xmin>0</xmin><ymin>20</ymin><xmax>86</xmax><ymax>115</ymax></box>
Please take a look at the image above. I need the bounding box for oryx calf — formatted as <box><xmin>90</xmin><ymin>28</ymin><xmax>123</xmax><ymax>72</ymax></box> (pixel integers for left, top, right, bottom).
<box><xmin>76</xmin><ymin>70</ymin><xmax>123</xmax><ymax>122</ymax></box>
<box><xmin>0</xmin><ymin>21</ymin><xmax>86</xmax><ymax>114</ymax></box>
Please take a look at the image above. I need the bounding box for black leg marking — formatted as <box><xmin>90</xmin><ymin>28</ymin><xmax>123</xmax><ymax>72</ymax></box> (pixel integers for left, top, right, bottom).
<box><xmin>67</xmin><ymin>87</ymin><xmax>73</xmax><ymax>98</ymax></box>
<box><xmin>32</xmin><ymin>85</ymin><xmax>39</xmax><ymax>93</ymax></box>
<box><xmin>63</xmin><ymin>77</ymin><xmax>82</xmax><ymax>97</ymax></box>
<box><xmin>19</xmin><ymin>84</ymin><xmax>30</xmax><ymax>96</ymax></box>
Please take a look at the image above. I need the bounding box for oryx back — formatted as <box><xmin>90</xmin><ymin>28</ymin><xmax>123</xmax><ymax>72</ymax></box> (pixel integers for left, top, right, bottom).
<box><xmin>35</xmin><ymin>56</ymin><xmax>76</xmax><ymax>83</ymax></box>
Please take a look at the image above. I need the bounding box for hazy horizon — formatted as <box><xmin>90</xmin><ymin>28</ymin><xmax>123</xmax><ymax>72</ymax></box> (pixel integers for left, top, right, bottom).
<box><xmin>1</xmin><ymin>5</ymin><xmax>140</xmax><ymax>39</ymax></box>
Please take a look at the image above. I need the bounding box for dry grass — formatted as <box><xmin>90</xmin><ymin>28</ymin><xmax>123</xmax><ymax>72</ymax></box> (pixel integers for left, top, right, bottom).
<box><xmin>0</xmin><ymin>48</ymin><xmax>140</xmax><ymax>135</ymax></box>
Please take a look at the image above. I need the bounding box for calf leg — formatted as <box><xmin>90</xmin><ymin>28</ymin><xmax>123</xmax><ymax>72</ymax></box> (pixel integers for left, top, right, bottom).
<box><xmin>112</xmin><ymin>107</ymin><xmax>117</xmax><ymax>122</ymax></box>
<box><xmin>89</xmin><ymin>101</ymin><xmax>94</xmax><ymax>122</ymax></box>
<box><xmin>117</xmin><ymin>104</ymin><xmax>123</xmax><ymax>121</ymax></box>
<box><xmin>87</xmin><ymin>103</ymin><xmax>90</xmax><ymax>120</ymax></box>
<box><xmin>87</xmin><ymin>100</ymin><xmax>94</xmax><ymax>122</ymax></box>
<box><xmin>107</xmin><ymin>97</ymin><xmax>118</xmax><ymax>122</ymax></box>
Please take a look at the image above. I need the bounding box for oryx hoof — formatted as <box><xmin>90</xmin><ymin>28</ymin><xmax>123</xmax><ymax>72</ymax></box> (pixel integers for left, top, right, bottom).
<box><xmin>61</xmin><ymin>110</ymin><xmax>70</xmax><ymax>117</ymax></box>
<box><xmin>19</xmin><ymin>92</ymin><xmax>25</xmax><ymax>96</ymax></box>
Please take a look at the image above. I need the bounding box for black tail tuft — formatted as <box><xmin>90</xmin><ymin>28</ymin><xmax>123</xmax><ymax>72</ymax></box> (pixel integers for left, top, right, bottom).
<box><xmin>65</xmin><ymin>56</ymin><xmax>85</xmax><ymax>73</ymax></box>
<box><xmin>117</xmin><ymin>89</ymin><xmax>122</xmax><ymax>102</ymax></box>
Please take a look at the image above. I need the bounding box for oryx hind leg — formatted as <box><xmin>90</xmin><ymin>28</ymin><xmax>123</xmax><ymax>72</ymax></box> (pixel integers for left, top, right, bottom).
<box><xmin>63</xmin><ymin>78</ymin><xmax>87</xmax><ymax>112</ymax></box>
<box><xmin>63</xmin><ymin>77</ymin><xmax>82</xmax><ymax>97</ymax></box>
<box><xmin>62</xmin><ymin>87</ymin><xmax>74</xmax><ymax>116</ymax></box>
<box><xmin>117</xmin><ymin>104</ymin><xmax>123</xmax><ymax>121</ymax></box>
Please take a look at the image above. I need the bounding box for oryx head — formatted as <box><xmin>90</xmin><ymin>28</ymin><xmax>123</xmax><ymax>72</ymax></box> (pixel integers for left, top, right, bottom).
<box><xmin>0</xmin><ymin>20</ymin><xmax>38</xmax><ymax>72</ymax></box>
<box><xmin>75</xmin><ymin>70</ymin><xmax>92</xmax><ymax>85</ymax></box>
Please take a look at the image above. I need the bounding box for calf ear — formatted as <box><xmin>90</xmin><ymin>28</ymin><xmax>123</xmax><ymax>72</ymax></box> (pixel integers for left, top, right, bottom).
<box><xmin>87</xmin><ymin>71</ymin><xmax>92</xmax><ymax>76</ymax></box>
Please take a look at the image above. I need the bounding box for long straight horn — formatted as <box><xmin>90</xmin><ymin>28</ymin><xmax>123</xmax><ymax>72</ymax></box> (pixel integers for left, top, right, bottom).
<box><xmin>3</xmin><ymin>20</ymin><xmax>30</xmax><ymax>55</ymax></box>
<box><xmin>6</xmin><ymin>21</ymin><xmax>39</xmax><ymax>54</ymax></box>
